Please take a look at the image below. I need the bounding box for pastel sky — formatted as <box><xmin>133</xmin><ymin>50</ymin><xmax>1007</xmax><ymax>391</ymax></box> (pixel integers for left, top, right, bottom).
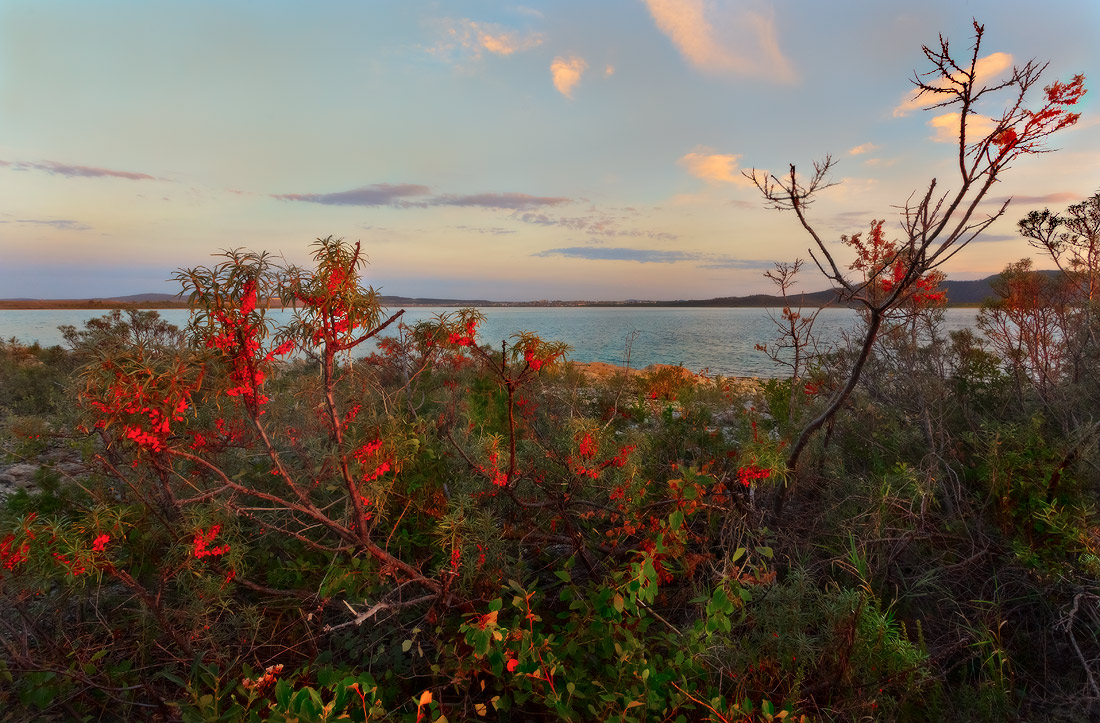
<box><xmin>1</xmin><ymin>0</ymin><xmax>1098</xmax><ymax>301</ymax></box>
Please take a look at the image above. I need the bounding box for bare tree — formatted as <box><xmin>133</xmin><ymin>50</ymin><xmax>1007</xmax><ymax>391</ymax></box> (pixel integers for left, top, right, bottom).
<box><xmin>756</xmin><ymin>259</ymin><xmax>824</xmax><ymax>422</ymax></box>
<box><xmin>746</xmin><ymin>21</ymin><xmax>1086</xmax><ymax>516</ymax></box>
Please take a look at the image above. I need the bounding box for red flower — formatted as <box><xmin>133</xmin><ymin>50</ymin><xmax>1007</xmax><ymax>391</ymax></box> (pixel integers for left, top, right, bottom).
<box><xmin>578</xmin><ymin>433</ymin><xmax>597</xmax><ymax>459</ymax></box>
<box><xmin>92</xmin><ymin>534</ymin><xmax>110</xmax><ymax>553</ymax></box>
<box><xmin>193</xmin><ymin>525</ymin><xmax>230</xmax><ymax>558</ymax></box>
<box><xmin>737</xmin><ymin>464</ymin><xmax>771</xmax><ymax>487</ymax></box>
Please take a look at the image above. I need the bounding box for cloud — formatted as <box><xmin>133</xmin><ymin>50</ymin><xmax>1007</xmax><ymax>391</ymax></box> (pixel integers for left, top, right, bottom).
<box><xmin>514</xmin><ymin>210</ymin><xmax>678</xmax><ymax>241</ymax></box>
<box><xmin>966</xmin><ymin>233</ymin><xmax>1019</xmax><ymax>243</ymax></box>
<box><xmin>431</xmin><ymin>19</ymin><xmax>542</xmax><ymax>62</ymax></box>
<box><xmin>20</xmin><ymin>218</ymin><xmax>93</xmax><ymax>231</ymax></box>
<box><xmin>893</xmin><ymin>51</ymin><xmax>1013</xmax><ymax>117</ymax></box>
<box><xmin>0</xmin><ymin>218</ymin><xmax>93</xmax><ymax>231</ymax></box>
<box><xmin>848</xmin><ymin>142</ymin><xmax>878</xmax><ymax>156</ymax></box>
<box><xmin>551</xmin><ymin>56</ymin><xmax>588</xmax><ymax>98</ymax></box>
<box><xmin>982</xmin><ymin>191</ymin><xmax>1083</xmax><ymax>207</ymax></box>
<box><xmin>642</xmin><ymin>0</ymin><xmax>795</xmax><ymax>83</ymax></box>
<box><xmin>454</xmin><ymin>225</ymin><xmax>517</xmax><ymax>235</ymax></box>
<box><xmin>431</xmin><ymin>192</ymin><xmax>570</xmax><ymax>211</ymax></box>
<box><xmin>535</xmin><ymin>246</ymin><xmax>699</xmax><ymax>263</ymax></box>
<box><xmin>928</xmin><ymin>112</ymin><xmax>997</xmax><ymax>143</ymax></box>
<box><xmin>534</xmin><ymin>246</ymin><xmax>772</xmax><ymax>268</ymax></box>
<box><xmin>678</xmin><ymin>147</ymin><xmax>753</xmax><ymax>186</ymax></box>
<box><xmin>273</xmin><ymin>183</ymin><xmax>431</xmax><ymax>206</ymax></box>
<box><xmin>274</xmin><ymin>184</ymin><xmax>571</xmax><ymax>211</ymax></box>
<box><xmin>605</xmin><ymin>64</ymin><xmax>616</xmax><ymax>77</ymax></box>
<box><xmin>0</xmin><ymin>159</ymin><xmax>155</xmax><ymax>180</ymax></box>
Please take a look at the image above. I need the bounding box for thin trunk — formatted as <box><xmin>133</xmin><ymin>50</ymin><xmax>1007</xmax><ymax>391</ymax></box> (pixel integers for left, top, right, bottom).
<box><xmin>776</xmin><ymin>310</ymin><xmax>884</xmax><ymax>517</ymax></box>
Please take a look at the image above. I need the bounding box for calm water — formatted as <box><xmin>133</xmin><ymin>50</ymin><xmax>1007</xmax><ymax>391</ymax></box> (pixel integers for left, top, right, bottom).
<box><xmin>0</xmin><ymin>307</ymin><xmax>980</xmax><ymax>378</ymax></box>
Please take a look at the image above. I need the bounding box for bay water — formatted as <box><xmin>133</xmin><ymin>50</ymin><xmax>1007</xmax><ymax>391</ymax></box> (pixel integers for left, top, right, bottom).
<box><xmin>0</xmin><ymin>307</ymin><xmax>980</xmax><ymax>378</ymax></box>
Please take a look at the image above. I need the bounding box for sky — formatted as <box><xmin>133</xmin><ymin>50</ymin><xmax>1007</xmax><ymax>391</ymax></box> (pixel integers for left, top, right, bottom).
<box><xmin>1</xmin><ymin>0</ymin><xmax>1098</xmax><ymax>301</ymax></box>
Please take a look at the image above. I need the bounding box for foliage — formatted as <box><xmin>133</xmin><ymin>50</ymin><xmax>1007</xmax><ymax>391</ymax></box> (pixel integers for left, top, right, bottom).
<box><xmin>3</xmin><ymin>24</ymin><xmax>1100</xmax><ymax>723</ymax></box>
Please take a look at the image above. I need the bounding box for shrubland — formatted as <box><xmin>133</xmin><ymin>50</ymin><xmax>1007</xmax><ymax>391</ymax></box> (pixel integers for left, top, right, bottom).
<box><xmin>1</xmin><ymin>23</ymin><xmax>1098</xmax><ymax>723</ymax></box>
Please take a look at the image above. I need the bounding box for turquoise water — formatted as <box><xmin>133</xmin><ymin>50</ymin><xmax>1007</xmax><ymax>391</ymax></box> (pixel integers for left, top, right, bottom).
<box><xmin>0</xmin><ymin>306</ymin><xmax>980</xmax><ymax>378</ymax></box>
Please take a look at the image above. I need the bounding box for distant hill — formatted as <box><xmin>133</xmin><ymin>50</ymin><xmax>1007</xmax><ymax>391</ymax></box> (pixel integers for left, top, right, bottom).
<box><xmin>0</xmin><ymin>270</ymin><xmax>1064</xmax><ymax>310</ymax></box>
<box><xmin>658</xmin><ymin>273</ymin><xmax>1062</xmax><ymax>308</ymax></box>
<box><xmin>103</xmin><ymin>293</ymin><xmax>187</xmax><ymax>303</ymax></box>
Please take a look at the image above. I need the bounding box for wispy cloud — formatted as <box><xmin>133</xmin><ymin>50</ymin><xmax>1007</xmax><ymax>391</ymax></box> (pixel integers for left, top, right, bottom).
<box><xmin>678</xmin><ymin>146</ymin><xmax>753</xmax><ymax>186</ymax></box>
<box><xmin>535</xmin><ymin>246</ymin><xmax>698</xmax><ymax>263</ymax></box>
<box><xmin>0</xmin><ymin>217</ymin><xmax>93</xmax><ymax>231</ymax></box>
<box><xmin>927</xmin><ymin>111</ymin><xmax>997</xmax><ymax>143</ymax></box>
<box><xmin>0</xmin><ymin>159</ymin><xmax>156</xmax><ymax>180</ymax></box>
<box><xmin>966</xmin><ymin>232</ymin><xmax>1019</xmax><ymax>243</ymax></box>
<box><xmin>534</xmin><ymin>245</ymin><xmax>773</xmax><ymax>268</ymax></box>
<box><xmin>432</xmin><ymin>192</ymin><xmax>570</xmax><ymax>210</ymax></box>
<box><xmin>430</xmin><ymin>18</ymin><xmax>542</xmax><ymax>62</ymax></box>
<box><xmin>642</xmin><ymin>0</ymin><xmax>795</xmax><ymax>83</ymax></box>
<box><xmin>454</xmin><ymin>225</ymin><xmax>517</xmax><ymax>235</ymax></box>
<box><xmin>848</xmin><ymin>142</ymin><xmax>878</xmax><ymax>156</ymax></box>
<box><xmin>551</xmin><ymin>56</ymin><xmax>588</xmax><ymax>98</ymax></box>
<box><xmin>982</xmin><ymin>191</ymin><xmax>1083</xmax><ymax>206</ymax></box>
<box><xmin>273</xmin><ymin>184</ymin><xmax>431</xmax><ymax>206</ymax></box>
<box><xmin>893</xmin><ymin>52</ymin><xmax>1013</xmax><ymax>117</ymax></box>
<box><xmin>514</xmin><ymin>211</ymin><xmax>677</xmax><ymax>241</ymax></box>
<box><xmin>273</xmin><ymin>184</ymin><xmax>570</xmax><ymax>211</ymax></box>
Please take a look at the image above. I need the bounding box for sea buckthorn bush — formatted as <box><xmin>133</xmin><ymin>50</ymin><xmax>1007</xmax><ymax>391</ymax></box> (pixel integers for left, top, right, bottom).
<box><xmin>2</xmin><ymin>225</ymin><xmax>1100</xmax><ymax>721</ymax></box>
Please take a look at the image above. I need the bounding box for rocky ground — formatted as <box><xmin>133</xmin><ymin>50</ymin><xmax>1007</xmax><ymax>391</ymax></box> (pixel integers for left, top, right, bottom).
<box><xmin>0</xmin><ymin>443</ymin><xmax>88</xmax><ymax>502</ymax></box>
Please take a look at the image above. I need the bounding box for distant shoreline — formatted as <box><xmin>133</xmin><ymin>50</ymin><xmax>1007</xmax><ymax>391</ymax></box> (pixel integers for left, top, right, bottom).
<box><xmin>0</xmin><ymin>298</ymin><xmax>985</xmax><ymax>311</ymax></box>
<box><xmin>0</xmin><ymin>273</ymin><xmax>1020</xmax><ymax>310</ymax></box>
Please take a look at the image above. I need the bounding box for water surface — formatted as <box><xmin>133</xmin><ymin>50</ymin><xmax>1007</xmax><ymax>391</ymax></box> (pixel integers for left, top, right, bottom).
<box><xmin>0</xmin><ymin>306</ymin><xmax>980</xmax><ymax>378</ymax></box>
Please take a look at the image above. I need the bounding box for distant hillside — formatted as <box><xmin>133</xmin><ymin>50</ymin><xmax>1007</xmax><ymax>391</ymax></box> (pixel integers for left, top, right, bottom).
<box><xmin>0</xmin><ymin>270</ymin><xmax>1064</xmax><ymax>310</ymax></box>
<box><xmin>662</xmin><ymin>273</ymin><xmax>1065</xmax><ymax>308</ymax></box>
<box><xmin>105</xmin><ymin>293</ymin><xmax>187</xmax><ymax>303</ymax></box>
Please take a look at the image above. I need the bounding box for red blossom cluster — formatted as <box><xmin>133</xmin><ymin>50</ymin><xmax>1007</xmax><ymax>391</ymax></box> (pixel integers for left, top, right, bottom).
<box><xmin>3</xmin><ymin>520</ymin><xmax>111</xmax><ymax>578</ymax></box>
<box><xmin>297</xmin><ymin>265</ymin><xmax>361</xmax><ymax>348</ymax></box>
<box><xmin>484</xmin><ymin>451</ymin><xmax>508</xmax><ymax>487</ymax></box>
<box><xmin>84</xmin><ymin>368</ymin><xmax>196</xmax><ymax>452</ymax></box>
<box><xmin>609</xmin><ymin>445</ymin><xmax>637</xmax><ymax>468</ymax></box>
<box><xmin>52</xmin><ymin>551</ymin><xmax>86</xmax><ymax>576</ymax></box>
<box><xmin>92</xmin><ymin>534</ymin><xmax>110</xmax><ymax>553</ymax></box>
<box><xmin>193</xmin><ymin>525</ymin><xmax>230</xmax><ymax>559</ymax></box>
<box><xmin>737</xmin><ymin>464</ymin><xmax>771</xmax><ymax>488</ymax></box>
<box><xmin>447</xmin><ymin>318</ymin><xmax>479</xmax><ymax>347</ymax></box>
<box><xmin>0</xmin><ymin>522</ymin><xmax>32</xmax><ymax>572</ymax></box>
<box><xmin>206</xmin><ymin>280</ymin><xmax>294</xmax><ymax>410</ymax></box>
<box><xmin>353</xmin><ymin>439</ymin><xmax>392</xmax><ymax>483</ymax></box>
<box><xmin>522</xmin><ymin>341</ymin><xmax>562</xmax><ymax>371</ymax></box>
<box><xmin>846</xmin><ymin>220</ymin><xmax>945</xmax><ymax>306</ymax></box>
<box><xmin>993</xmin><ymin>75</ymin><xmax>1086</xmax><ymax>156</ymax></box>
<box><xmin>578</xmin><ymin>433</ymin><xmax>597</xmax><ymax>459</ymax></box>
<box><xmin>571</xmin><ymin>442</ymin><xmax>637</xmax><ymax>480</ymax></box>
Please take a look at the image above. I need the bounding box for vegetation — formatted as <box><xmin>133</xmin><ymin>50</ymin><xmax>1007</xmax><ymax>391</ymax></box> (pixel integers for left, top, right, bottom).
<box><xmin>1</xmin><ymin>23</ymin><xmax>1098</xmax><ymax>723</ymax></box>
